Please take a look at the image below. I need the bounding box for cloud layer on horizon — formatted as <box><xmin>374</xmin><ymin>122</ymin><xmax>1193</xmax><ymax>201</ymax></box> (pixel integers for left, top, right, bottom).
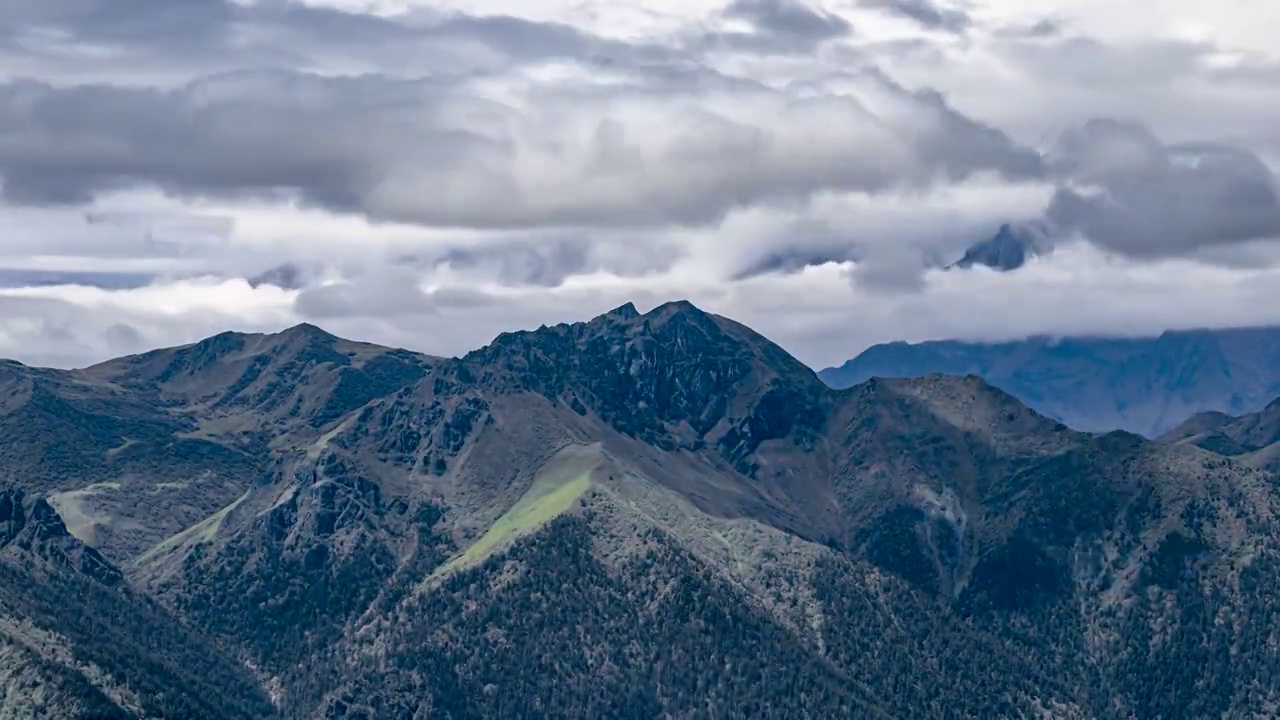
<box><xmin>0</xmin><ymin>0</ymin><xmax>1278</xmax><ymax>368</ymax></box>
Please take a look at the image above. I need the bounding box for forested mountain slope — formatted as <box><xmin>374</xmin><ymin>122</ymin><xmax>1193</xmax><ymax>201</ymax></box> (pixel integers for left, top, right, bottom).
<box><xmin>4</xmin><ymin>302</ymin><xmax>1280</xmax><ymax>718</ymax></box>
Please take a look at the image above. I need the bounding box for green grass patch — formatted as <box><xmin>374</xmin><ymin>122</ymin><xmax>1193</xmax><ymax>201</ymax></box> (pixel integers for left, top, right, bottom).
<box><xmin>306</xmin><ymin>413</ymin><xmax>359</xmax><ymax>458</ymax></box>
<box><xmin>105</xmin><ymin>438</ymin><xmax>138</xmax><ymax>457</ymax></box>
<box><xmin>436</xmin><ymin>453</ymin><xmax>597</xmax><ymax>577</ymax></box>
<box><xmin>136</xmin><ymin>490</ymin><xmax>250</xmax><ymax>565</ymax></box>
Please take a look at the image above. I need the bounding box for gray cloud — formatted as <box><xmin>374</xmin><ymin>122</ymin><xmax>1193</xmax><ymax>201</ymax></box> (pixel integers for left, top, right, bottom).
<box><xmin>0</xmin><ymin>0</ymin><xmax>1279</xmax><ymax>372</ymax></box>
<box><xmin>858</xmin><ymin>0</ymin><xmax>971</xmax><ymax>33</ymax></box>
<box><xmin>978</xmin><ymin>33</ymin><xmax>1280</xmax><ymax>161</ymax></box>
<box><xmin>247</xmin><ymin>263</ymin><xmax>314</xmax><ymax>291</ymax></box>
<box><xmin>715</xmin><ymin>0</ymin><xmax>852</xmax><ymax>51</ymax></box>
<box><xmin>0</xmin><ymin>268</ymin><xmax>155</xmax><ymax>289</ymax></box>
<box><xmin>434</xmin><ymin>237</ymin><xmax>681</xmax><ymax>287</ymax></box>
<box><xmin>0</xmin><ymin>0</ymin><xmax>234</xmax><ymax>50</ymax></box>
<box><xmin>293</xmin><ymin>265</ymin><xmax>434</xmax><ymax>320</ymax></box>
<box><xmin>0</xmin><ymin>293</ymin><xmax>277</xmax><ymax>368</ymax></box>
<box><xmin>0</xmin><ymin>0</ymin><xmax>679</xmax><ymax>84</ymax></box>
<box><xmin>733</xmin><ymin>247</ymin><xmax>858</xmax><ymax>280</ymax></box>
<box><xmin>0</xmin><ymin>68</ymin><xmax>1043</xmax><ymax>229</ymax></box>
<box><xmin>848</xmin><ymin>242</ymin><xmax>937</xmax><ymax>292</ymax></box>
<box><xmin>994</xmin><ymin>17</ymin><xmax>1066</xmax><ymax>39</ymax></box>
<box><xmin>1046</xmin><ymin>119</ymin><xmax>1280</xmax><ymax>257</ymax></box>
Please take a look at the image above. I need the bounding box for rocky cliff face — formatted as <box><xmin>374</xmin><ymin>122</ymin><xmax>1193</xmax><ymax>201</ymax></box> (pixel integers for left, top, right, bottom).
<box><xmin>6</xmin><ymin>302</ymin><xmax>1280</xmax><ymax>719</ymax></box>
<box><xmin>0</xmin><ymin>483</ymin><xmax>272</xmax><ymax>720</ymax></box>
<box><xmin>0</xmin><ymin>487</ymin><xmax>122</xmax><ymax>585</ymax></box>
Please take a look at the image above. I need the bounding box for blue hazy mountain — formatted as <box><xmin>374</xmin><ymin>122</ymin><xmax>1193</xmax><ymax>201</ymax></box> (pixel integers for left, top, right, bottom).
<box><xmin>820</xmin><ymin>326</ymin><xmax>1280</xmax><ymax>436</ymax></box>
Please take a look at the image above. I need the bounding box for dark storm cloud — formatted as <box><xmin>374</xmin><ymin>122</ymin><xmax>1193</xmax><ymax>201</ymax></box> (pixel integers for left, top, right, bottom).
<box><xmin>1046</xmin><ymin>118</ymin><xmax>1280</xmax><ymax>256</ymax></box>
<box><xmin>0</xmin><ymin>68</ymin><xmax>1044</xmax><ymax>229</ymax></box>
<box><xmin>857</xmin><ymin>0</ymin><xmax>971</xmax><ymax>33</ymax></box>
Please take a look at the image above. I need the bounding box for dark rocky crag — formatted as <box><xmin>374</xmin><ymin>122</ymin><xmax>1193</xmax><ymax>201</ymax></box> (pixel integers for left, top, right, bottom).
<box><xmin>4</xmin><ymin>302</ymin><xmax>1280</xmax><ymax>718</ymax></box>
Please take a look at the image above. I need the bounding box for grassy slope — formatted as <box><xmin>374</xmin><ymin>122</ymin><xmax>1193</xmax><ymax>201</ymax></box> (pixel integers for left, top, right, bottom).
<box><xmin>435</xmin><ymin>444</ymin><xmax>600</xmax><ymax>577</ymax></box>
<box><xmin>136</xmin><ymin>489</ymin><xmax>251</xmax><ymax>565</ymax></box>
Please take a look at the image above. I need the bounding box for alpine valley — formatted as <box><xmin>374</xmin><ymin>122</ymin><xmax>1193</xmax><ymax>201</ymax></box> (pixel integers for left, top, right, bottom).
<box><xmin>5</xmin><ymin>301</ymin><xmax>1280</xmax><ymax>719</ymax></box>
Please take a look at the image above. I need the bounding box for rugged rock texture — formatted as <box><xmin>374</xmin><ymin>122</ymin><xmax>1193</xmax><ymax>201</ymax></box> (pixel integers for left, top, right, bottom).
<box><xmin>0</xmin><ymin>326</ymin><xmax>434</xmax><ymax>562</ymax></box>
<box><xmin>820</xmin><ymin>326</ymin><xmax>1280</xmax><ymax>436</ymax></box>
<box><xmin>0</xmin><ymin>485</ymin><xmax>272</xmax><ymax>720</ymax></box>
<box><xmin>6</xmin><ymin>302</ymin><xmax>1280</xmax><ymax>718</ymax></box>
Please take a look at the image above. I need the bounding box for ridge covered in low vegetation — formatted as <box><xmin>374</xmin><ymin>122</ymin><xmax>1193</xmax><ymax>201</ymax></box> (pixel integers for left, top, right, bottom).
<box><xmin>4</xmin><ymin>302</ymin><xmax>1280</xmax><ymax>718</ymax></box>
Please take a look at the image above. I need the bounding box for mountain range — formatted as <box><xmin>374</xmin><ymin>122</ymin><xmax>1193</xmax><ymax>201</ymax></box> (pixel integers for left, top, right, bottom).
<box><xmin>820</xmin><ymin>326</ymin><xmax>1280</xmax><ymax>437</ymax></box>
<box><xmin>1161</xmin><ymin>398</ymin><xmax>1280</xmax><ymax>471</ymax></box>
<box><xmin>5</xmin><ymin>302</ymin><xmax>1280</xmax><ymax>718</ymax></box>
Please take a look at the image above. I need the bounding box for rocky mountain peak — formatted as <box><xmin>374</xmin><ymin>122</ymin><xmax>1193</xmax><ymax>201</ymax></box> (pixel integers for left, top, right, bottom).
<box><xmin>275</xmin><ymin>322</ymin><xmax>337</xmax><ymax>343</ymax></box>
<box><xmin>951</xmin><ymin>222</ymin><xmax>1052</xmax><ymax>272</ymax></box>
<box><xmin>602</xmin><ymin>301</ymin><xmax>641</xmax><ymax>321</ymax></box>
<box><xmin>458</xmin><ymin>300</ymin><xmax>827</xmax><ymax>458</ymax></box>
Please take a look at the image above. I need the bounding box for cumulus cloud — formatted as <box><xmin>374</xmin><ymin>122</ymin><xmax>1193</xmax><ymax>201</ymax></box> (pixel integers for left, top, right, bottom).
<box><xmin>0</xmin><ymin>66</ymin><xmax>1042</xmax><ymax>228</ymax></box>
<box><xmin>0</xmin><ymin>0</ymin><xmax>1277</xmax><ymax>369</ymax></box>
<box><xmin>0</xmin><ymin>0</ymin><xmax>672</xmax><ymax>83</ymax></box>
<box><xmin>1046</xmin><ymin>119</ymin><xmax>1280</xmax><ymax>256</ymax></box>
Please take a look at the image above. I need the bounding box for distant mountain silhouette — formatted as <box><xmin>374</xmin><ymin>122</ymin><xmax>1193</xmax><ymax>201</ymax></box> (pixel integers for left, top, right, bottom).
<box><xmin>1162</xmin><ymin>396</ymin><xmax>1280</xmax><ymax>471</ymax></box>
<box><xmin>820</xmin><ymin>326</ymin><xmax>1280</xmax><ymax>436</ymax></box>
<box><xmin>949</xmin><ymin>222</ymin><xmax>1052</xmax><ymax>271</ymax></box>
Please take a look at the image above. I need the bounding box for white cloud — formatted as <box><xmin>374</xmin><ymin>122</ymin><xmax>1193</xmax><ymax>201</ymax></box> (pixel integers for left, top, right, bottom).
<box><xmin>7</xmin><ymin>226</ymin><xmax>1280</xmax><ymax>372</ymax></box>
<box><xmin>0</xmin><ymin>0</ymin><xmax>1277</xmax><ymax>369</ymax></box>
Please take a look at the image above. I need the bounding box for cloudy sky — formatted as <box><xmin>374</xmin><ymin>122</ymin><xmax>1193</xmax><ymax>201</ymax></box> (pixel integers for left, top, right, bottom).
<box><xmin>1</xmin><ymin>0</ymin><xmax>1279</xmax><ymax>368</ymax></box>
